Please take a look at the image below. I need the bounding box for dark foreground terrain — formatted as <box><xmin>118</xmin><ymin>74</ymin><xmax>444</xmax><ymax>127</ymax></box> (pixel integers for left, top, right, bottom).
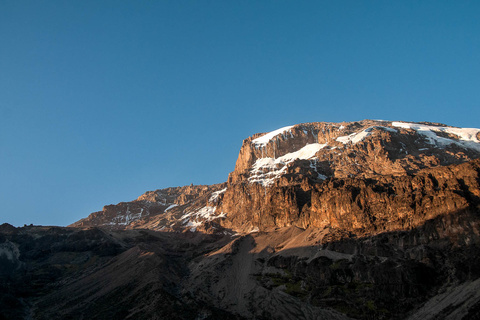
<box><xmin>2</xmin><ymin>207</ymin><xmax>480</xmax><ymax>319</ymax></box>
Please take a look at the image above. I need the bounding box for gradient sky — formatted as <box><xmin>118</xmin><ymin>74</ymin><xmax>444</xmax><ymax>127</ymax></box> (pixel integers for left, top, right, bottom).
<box><xmin>1</xmin><ymin>1</ymin><xmax>479</xmax><ymax>226</ymax></box>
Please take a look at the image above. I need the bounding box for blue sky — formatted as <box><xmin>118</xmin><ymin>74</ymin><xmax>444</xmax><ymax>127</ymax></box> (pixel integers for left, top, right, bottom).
<box><xmin>1</xmin><ymin>1</ymin><xmax>479</xmax><ymax>226</ymax></box>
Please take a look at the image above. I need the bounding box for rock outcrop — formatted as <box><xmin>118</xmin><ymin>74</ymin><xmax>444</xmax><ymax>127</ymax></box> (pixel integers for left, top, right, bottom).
<box><xmin>219</xmin><ymin>158</ymin><xmax>480</xmax><ymax>234</ymax></box>
<box><xmin>219</xmin><ymin>120</ymin><xmax>480</xmax><ymax>234</ymax></box>
<box><xmin>70</xmin><ymin>183</ymin><xmax>227</xmax><ymax>231</ymax></box>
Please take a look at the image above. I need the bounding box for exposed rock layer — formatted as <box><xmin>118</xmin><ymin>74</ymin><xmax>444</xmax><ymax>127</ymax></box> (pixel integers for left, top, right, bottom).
<box><xmin>220</xmin><ymin>159</ymin><xmax>480</xmax><ymax>233</ymax></box>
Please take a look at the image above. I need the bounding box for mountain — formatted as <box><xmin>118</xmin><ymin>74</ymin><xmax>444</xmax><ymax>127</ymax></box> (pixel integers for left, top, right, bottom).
<box><xmin>2</xmin><ymin>119</ymin><xmax>480</xmax><ymax>320</ymax></box>
<box><xmin>71</xmin><ymin>120</ymin><xmax>480</xmax><ymax>235</ymax></box>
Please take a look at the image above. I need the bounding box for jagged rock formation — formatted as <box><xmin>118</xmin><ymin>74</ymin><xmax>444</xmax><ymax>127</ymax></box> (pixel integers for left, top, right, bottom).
<box><xmin>70</xmin><ymin>183</ymin><xmax>227</xmax><ymax>233</ymax></box>
<box><xmin>4</xmin><ymin>119</ymin><xmax>480</xmax><ymax>320</ymax></box>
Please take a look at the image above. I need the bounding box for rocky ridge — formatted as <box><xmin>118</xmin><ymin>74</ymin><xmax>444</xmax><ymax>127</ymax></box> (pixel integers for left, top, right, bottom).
<box><xmin>70</xmin><ymin>183</ymin><xmax>227</xmax><ymax>233</ymax></box>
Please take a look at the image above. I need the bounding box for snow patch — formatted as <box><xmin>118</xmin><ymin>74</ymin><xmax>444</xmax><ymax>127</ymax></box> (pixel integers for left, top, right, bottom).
<box><xmin>278</xmin><ymin>143</ymin><xmax>327</xmax><ymax>162</ymax></box>
<box><xmin>249</xmin><ymin>143</ymin><xmax>327</xmax><ymax>186</ymax></box>
<box><xmin>165</xmin><ymin>204</ymin><xmax>178</xmax><ymax>211</ymax></box>
<box><xmin>181</xmin><ymin>206</ymin><xmax>216</xmax><ymax>220</ymax></box>
<box><xmin>185</xmin><ymin>220</ymin><xmax>202</xmax><ymax>232</ymax></box>
<box><xmin>252</xmin><ymin>125</ymin><xmax>294</xmax><ymax>147</ymax></box>
<box><xmin>107</xmin><ymin>207</ymin><xmax>145</xmax><ymax>226</ymax></box>
<box><xmin>215</xmin><ymin>211</ymin><xmax>227</xmax><ymax>218</ymax></box>
<box><xmin>249</xmin><ymin>227</ymin><xmax>259</xmax><ymax>233</ymax></box>
<box><xmin>336</xmin><ymin>126</ymin><xmax>397</xmax><ymax>144</ymax></box>
<box><xmin>209</xmin><ymin>188</ymin><xmax>227</xmax><ymax>202</ymax></box>
<box><xmin>392</xmin><ymin>122</ymin><xmax>480</xmax><ymax>151</ymax></box>
<box><xmin>181</xmin><ymin>206</ymin><xmax>226</xmax><ymax>231</ymax></box>
<box><xmin>310</xmin><ymin>159</ymin><xmax>327</xmax><ymax>180</ymax></box>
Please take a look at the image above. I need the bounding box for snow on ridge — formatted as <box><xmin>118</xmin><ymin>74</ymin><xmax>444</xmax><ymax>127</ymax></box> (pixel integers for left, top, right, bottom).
<box><xmin>252</xmin><ymin>125</ymin><xmax>295</xmax><ymax>147</ymax></box>
<box><xmin>251</xmin><ymin>143</ymin><xmax>327</xmax><ymax>173</ymax></box>
<box><xmin>181</xmin><ymin>206</ymin><xmax>217</xmax><ymax>221</ymax></box>
<box><xmin>336</xmin><ymin>130</ymin><xmax>371</xmax><ymax>145</ymax></box>
<box><xmin>278</xmin><ymin>143</ymin><xmax>327</xmax><ymax>162</ymax></box>
<box><xmin>392</xmin><ymin>122</ymin><xmax>480</xmax><ymax>142</ymax></box>
<box><xmin>252</xmin><ymin>121</ymin><xmax>396</xmax><ymax>147</ymax></box>
<box><xmin>392</xmin><ymin>121</ymin><xmax>480</xmax><ymax>151</ymax></box>
<box><xmin>107</xmin><ymin>207</ymin><xmax>145</xmax><ymax>226</ymax></box>
<box><xmin>249</xmin><ymin>143</ymin><xmax>327</xmax><ymax>186</ymax></box>
<box><xmin>336</xmin><ymin>126</ymin><xmax>397</xmax><ymax>145</ymax></box>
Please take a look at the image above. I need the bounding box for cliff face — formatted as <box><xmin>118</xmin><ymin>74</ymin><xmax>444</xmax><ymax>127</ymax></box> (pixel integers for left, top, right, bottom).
<box><xmin>219</xmin><ymin>159</ymin><xmax>480</xmax><ymax>233</ymax></box>
<box><xmin>218</xmin><ymin>120</ymin><xmax>480</xmax><ymax>233</ymax></box>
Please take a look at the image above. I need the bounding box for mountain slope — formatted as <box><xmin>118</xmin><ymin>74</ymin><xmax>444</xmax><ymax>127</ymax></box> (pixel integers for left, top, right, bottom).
<box><xmin>3</xmin><ymin>207</ymin><xmax>480</xmax><ymax>319</ymax></box>
<box><xmin>13</xmin><ymin>119</ymin><xmax>476</xmax><ymax>319</ymax></box>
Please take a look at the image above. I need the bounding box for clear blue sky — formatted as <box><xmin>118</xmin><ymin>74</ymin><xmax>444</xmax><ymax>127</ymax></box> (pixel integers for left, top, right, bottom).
<box><xmin>1</xmin><ymin>1</ymin><xmax>479</xmax><ymax>226</ymax></box>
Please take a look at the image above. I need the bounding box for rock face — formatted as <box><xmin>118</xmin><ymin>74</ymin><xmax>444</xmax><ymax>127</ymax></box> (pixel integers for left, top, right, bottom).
<box><xmin>8</xmin><ymin>119</ymin><xmax>477</xmax><ymax>319</ymax></box>
<box><xmin>219</xmin><ymin>120</ymin><xmax>480</xmax><ymax>233</ymax></box>
<box><xmin>219</xmin><ymin>158</ymin><xmax>480</xmax><ymax>234</ymax></box>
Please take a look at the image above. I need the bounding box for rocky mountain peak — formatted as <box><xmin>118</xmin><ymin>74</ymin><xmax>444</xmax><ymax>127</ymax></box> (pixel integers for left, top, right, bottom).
<box><xmin>229</xmin><ymin>120</ymin><xmax>480</xmax><ymax>186</ymax></box>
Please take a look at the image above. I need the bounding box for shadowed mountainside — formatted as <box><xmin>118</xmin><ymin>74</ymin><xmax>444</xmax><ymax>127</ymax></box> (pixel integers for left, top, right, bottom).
<box><xmin>2</xmin><ymin>207</ymin><xmax>480</xmax><ymax>319</ymax></box>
